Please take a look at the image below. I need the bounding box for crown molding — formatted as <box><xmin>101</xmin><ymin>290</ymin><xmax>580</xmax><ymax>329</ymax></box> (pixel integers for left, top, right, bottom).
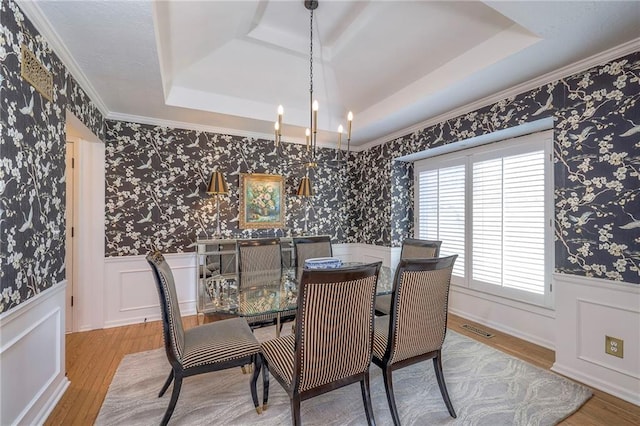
<box><xmin>16</xmin><ymin>0</ymin><xmax>109</xmax><ymax>116</ymax></box>
<box><xmin>356</xmin><ymin>37</ymin><xmax>640</xmax><ymax>153</ymax></box>
<box><xmin>106</xmin><ymin>112</ymin><xmax>272</xmax><ymax>141</ymax></box>
<box><xmin>106</xmin><ymin>112</ymin><xmax>339</xmax><ymax>149</ymax></box>
<box><xmin>106</xmin><ymin>113</ymin><xmax>341</xmax><ymax>153</ymax></box>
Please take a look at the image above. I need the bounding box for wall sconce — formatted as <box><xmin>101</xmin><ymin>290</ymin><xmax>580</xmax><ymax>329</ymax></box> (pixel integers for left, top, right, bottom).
<box><xmin>207</xmin><ymin>170</ymin><xmax>228</xmax><ymax>238</ymax></box>
<box><xmin>297</xmin><ymin>175</ymin><xmax>313</xmax><ymax>234</ymax></box>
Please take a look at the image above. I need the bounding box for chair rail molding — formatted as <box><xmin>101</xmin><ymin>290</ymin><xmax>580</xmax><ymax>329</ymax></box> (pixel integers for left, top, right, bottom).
<box><xmin>0</xmin><ymin>282</ymin><xmax>69</xmax><ymax>425</ymax></box>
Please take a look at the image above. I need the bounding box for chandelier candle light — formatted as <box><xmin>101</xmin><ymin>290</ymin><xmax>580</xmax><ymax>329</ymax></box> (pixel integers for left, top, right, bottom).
<box><xmin>274</xmin><ymin>0</ymin><xmax>353</xmax><ymax>169</ymax></box>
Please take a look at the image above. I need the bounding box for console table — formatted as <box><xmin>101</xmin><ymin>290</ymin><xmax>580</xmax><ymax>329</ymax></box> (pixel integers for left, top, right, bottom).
<box><xmin>195</xmin><ymin>237</ymin><xmax>296</xmax><ymax>316</ymax></box>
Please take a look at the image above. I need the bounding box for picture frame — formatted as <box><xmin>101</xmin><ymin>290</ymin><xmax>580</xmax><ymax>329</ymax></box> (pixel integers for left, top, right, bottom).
<box><xmin>239</xmin><ymin>173</ymin><xmax>285</xmax><ymax>229</ymax></box>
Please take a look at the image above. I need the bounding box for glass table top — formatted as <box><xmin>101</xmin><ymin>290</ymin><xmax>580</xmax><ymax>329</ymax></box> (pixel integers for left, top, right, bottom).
<box><xmin>201</xmin><ymin>265</ymin><xmax>394</xmax><ymax>319</ymax></box>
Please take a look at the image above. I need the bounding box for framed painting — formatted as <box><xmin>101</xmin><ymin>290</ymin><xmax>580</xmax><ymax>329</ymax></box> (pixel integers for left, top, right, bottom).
<box><xmin>239</xmin><ymin>173</ymin><xmax>285</xmax><ymax>229</ymax></box>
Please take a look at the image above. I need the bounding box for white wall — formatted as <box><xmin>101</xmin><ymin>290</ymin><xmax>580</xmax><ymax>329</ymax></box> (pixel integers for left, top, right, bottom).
<box><xmin>103</xmin><ymin>253</ymin><xmax>197</xmax><ymax>328</ymax></box>
<box><xmin>552</xmin><ymin>273</ymin><xmax>639</xmax><ymax>405</ymax></box>
<box><xmin>0</xmin><ymin>283</ymin><xmax>68</xmax><ymax>425</ymax></box>
<box><xmin>449</xmin><ymin>286</ymin><xmax>556</xmax><ymax>349</ymax></box>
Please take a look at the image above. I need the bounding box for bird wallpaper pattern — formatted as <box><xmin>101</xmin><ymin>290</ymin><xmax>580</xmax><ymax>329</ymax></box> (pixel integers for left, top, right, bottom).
<box><xmin>103</xmin><ymin>120</ymin><xmax>351</xmax><ymax>256</ymax></box>
<box><xmin>1</xmin><ymin>0</ymin><xmax>638</xmax><ymax>314</ymax></box>
<box><xmin>1</xmin><ymin>0</ymin><xmax>104</xmax><ymax>312</ymax></box>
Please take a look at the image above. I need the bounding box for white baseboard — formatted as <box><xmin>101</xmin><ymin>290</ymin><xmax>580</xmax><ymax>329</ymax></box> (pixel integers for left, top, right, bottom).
<box><xmin>449</xmin><ymin>286</ymin><xmax>556</xmax><ymax>350</ymax></box>
<box><xmin>449</xmin><ymin>306</ymin><xmax>555</xmax><ymax>350</ymax></box>
<box><xmin>551</xmin><ymin>362</ymin><xmax>640</xmax><ymax>406</ymax></box>
<box><xmin>0</xmin><ymin>283</ymin><xmax>68</xmax><ymax>425</ymax></box>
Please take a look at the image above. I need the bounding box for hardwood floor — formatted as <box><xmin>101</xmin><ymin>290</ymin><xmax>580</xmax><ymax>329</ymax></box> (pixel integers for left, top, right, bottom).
<box><xmin>45</xmin><ymin>314</ymin><xmax>639</xmax><ymax>425</ymax></box>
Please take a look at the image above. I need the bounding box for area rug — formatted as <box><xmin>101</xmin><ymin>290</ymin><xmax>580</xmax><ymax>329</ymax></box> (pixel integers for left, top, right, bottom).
<box><xmin>96</xmin><ymin>327</ymin><xmax>591</xmax><ymax>426</ymax></box>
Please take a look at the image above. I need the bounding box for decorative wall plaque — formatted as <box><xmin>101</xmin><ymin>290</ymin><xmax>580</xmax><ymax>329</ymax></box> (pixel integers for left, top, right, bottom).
<box><xmin>20</xmin><ymin>44</ymin><xmax>53</xmax><ymax>102</ymax></box>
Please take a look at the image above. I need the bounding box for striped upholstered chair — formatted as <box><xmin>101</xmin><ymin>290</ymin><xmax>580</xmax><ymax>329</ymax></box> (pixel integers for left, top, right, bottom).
<box><xmin>238</xmin><ymin>238</ymin><xmax>283</xmax><ymax>289</ymax></box>
<box><xmin>375</xmin><ymin>238</ymin><xmax>442</xmax><ymax>315</ymax></box>
<box><xmin>237</xmin><ymin>238</ymin><xmax>296</xmax><ymax>327</ymax></box>
<box><xmin>372</xmin><ymin>256</ymin><xmax>458</xmax><ymax>426</ymax></box>
<box><xmin>261</xmin><ymin>262</ymin><xmax>382</xmax><ymax>425</ymax></box>
<box><xmin>292</xmin><ymin>235</ymin><xmax>332</xmax><ymax>281</ymax></box>
<box><xmin>146</xmin><ymin>251</ymin><xmax>266</xmax><ymax>426</ymax></box>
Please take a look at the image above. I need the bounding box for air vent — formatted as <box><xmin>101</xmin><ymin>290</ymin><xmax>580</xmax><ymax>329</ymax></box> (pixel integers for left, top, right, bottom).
<box><xmin>20</xmin><ymin>44</ymin><xmax>53</xmax><ymax>101</ymax></box>
<box><xmin>461</xmin><ymin>324</ymin><xmax>494</xmax><ymax>338</ymax></box>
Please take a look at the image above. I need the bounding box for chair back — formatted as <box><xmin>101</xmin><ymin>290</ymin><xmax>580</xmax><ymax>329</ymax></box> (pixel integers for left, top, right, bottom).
<box><xmin>400</xmin><ymin>238</ymin><xmax>442</xmax><ymax>260</ymax></box>
<box><xmin>385</xmin><ymin>255</ymin><xmax>457</xmax><ymax>365</ymax></box>
<box><xmin>293</xmin><ymin>262</ymin><xmax>381</xmax><ymax>393</ymax></box>
<box><xmin>293</xmin><ymin>235</ymin><xmax>332</xmax><ymax>281</ymax></box>
<box><xmin>238</xmin><ymin>238</ymin><xmax>282</xmax><ymax>288</ymax></box>
<box><xmin>146</xmin><ymin>251</ymin><xmax>185</xmax><ymax>367</ymax></box>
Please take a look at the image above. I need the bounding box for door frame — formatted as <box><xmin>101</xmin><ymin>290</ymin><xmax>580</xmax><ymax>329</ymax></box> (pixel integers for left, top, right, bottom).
<box><xmin>65</xmin><ymin>112</ymin><xmax>105</xmax><ymax>331</ymax></box>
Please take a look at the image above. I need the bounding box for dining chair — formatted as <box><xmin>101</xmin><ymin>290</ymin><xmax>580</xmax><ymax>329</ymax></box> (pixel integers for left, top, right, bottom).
<box><xmin>292</xmin><ymin>235</ymin><xmax>332</xmax><ymax>281</ymax></box>
<box><xmin>372</xmin><ymin>256</ymin><xmax>458</xmax><ymax>426</ymax></box>
<box><xmin>375</xmin><ymin>238</ymin><xmax>442</xmax><ymax>315</ymax></box>
<box><xmin>146</xmin><ymin>250</ymin><xmax>266</xmax><ymax>426</ymax></box>
<box><xmin>261</xmin><ymin>262</ymin><xmax>382</xmax><ymax>426</ymax></box>
<box><xmin>237</xmin><ymin>238</ymin><xmax>296</xmax><ymax>328</ymax></box>
<box><xmin>399</xmin><ymin>238</ymin><xmax>442</xmax><ymax>259</ymax></box>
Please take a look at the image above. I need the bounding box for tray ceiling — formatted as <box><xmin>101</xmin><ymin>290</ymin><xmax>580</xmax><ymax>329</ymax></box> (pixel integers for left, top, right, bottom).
<box><xmin>27</xmin><ymin>0</ymin><xmax>640</xmax><ymax>147</ymax></box>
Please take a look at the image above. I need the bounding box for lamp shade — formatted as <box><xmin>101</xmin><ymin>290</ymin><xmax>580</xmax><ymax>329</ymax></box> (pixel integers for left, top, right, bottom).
<box><xmin>207</xmin><ymin>171</ymin><xmax>228</xmax><ymax>195</ymax></box>
<box><xmin>297</xmin><ymin>176</ymin><xmax>313</xmax><ymax>197</ymax></box>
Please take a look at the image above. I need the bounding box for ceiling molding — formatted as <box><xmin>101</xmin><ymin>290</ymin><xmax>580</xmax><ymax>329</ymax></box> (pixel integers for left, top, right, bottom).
<box><xmin>107</xmin><ymin>112</ymin><xmax>273</xmax><ymax>141</ymax></box>
<box><xmin>106</xmin><ymin>112</ymin><xmax>340</xmax><ymax>150</ymax></box>
<box><xmin>356</xmin><ymin>37</ymin><xmax>640</xmax><ymax>152</ymax></box>
<box><xmin>17</xmin><ymin>0</ymin><xmax>110</xmax><ymax>116</ymax></box>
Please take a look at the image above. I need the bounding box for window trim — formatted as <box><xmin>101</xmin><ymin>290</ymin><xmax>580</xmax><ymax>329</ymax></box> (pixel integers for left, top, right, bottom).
<box><xmin>414</xmin><ymin>130</ymin><xmax>554</xmax><ymax>308</ymax></box>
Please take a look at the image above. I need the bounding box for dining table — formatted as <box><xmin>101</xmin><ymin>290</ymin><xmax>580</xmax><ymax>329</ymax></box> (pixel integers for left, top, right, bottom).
<box><xmin>203</xmin><ymin>263</ymin><xmax>394</xmax><ymax>336</ymax></box>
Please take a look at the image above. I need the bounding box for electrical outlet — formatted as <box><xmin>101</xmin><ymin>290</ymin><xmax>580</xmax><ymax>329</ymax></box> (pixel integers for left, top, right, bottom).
<box><xmin>605</xmin><ymin>335</ymin><xmax>623</xmax><ymax>358</ymax></box>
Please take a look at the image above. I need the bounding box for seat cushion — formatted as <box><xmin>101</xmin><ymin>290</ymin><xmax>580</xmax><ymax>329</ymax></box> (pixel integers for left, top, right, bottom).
<box><xmin>372</xmin><ymin>315</ymin><xmax>390</xmax><ymax>361</ymax></box>
<box><xmin>261</xmin><ymin>334</ymin><xmax>296</xmax><ymax>387</ymax></box>
<box><xmin>182</xmin><ymin>317</ymin><xmax>261</xmax><ymax>369</ymax></box>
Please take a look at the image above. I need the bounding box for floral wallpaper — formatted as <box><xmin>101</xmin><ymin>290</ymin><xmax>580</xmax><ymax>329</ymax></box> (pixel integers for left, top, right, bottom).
<box><xmin>1</xmin><ymin>0</ymin><xmax>637</xmax><ymax>317</ymax></box>
<box><xmin>355</xmin><ymin>52</ymin><xmax>639</xmax><ymax>283</ymax></box>
<box><xmin>0</xmin><ymin>0</ymin><xmax>104</xmax><ymax>313</ymax></box>
<box><xmin>103</xmin><ymin>120</ymin><xmax>350</xmax><ymax>257</ymax></box>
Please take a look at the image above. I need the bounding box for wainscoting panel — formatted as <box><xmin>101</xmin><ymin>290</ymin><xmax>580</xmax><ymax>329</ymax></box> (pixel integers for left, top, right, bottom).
<box><xmin>577</xmin><ymin>299</ymin><xmax>639</xmax><ymax>380</ymax></box>
<box><xmin>553</xmin><ymin>273</ymin><xmax>640</xmax><ymax>405</ymax></box>
<box><xmin>0</xmin><ymin>283</ymin><xmax>68</xmax><ymax>425</ymax></box>
<box><xmin>103</xmin><ymin>253</ymin><xmax>197</xmax><ymax>328</ymax></box>
<box><xmin>118</xmin><ymin>267</ymin><xmax>162</xmax><ymax>312</ymax></box>
<box><xmin>448</xmin><ymin>286</ymin><xmax>556</xmax><ymax>350</ymax></box>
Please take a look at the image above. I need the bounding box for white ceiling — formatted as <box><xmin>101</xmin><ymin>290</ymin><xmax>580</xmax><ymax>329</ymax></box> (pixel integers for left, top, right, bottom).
<box><xmin>26</xmin><ymin>0</ymin><xmax>640</xmax><ymax>147</ymax></box>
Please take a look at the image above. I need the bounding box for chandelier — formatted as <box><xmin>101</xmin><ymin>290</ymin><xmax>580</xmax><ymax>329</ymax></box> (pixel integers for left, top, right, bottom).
<box><xmin>273</xmin><ymin>0</ymin><xmax>353</xmax><ymax>172</ymax></box>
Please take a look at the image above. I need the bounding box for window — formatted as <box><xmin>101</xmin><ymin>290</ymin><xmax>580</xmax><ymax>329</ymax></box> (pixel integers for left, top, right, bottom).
<box><xmin>415</xmin><ymin>131</ymin><xmax>553</xmax><ymax>307</ymax></box>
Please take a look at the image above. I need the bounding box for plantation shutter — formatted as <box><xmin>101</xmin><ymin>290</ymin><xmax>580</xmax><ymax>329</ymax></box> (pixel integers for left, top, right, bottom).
<box><xmin>416</xmin><ymin>164</ymin><xmax>465</xmax><ymax>278</ymax></box>
<box><xmin>472</xmin><ymin>151</ymin><xmax>546</xmax><ymax>294</ymax></box>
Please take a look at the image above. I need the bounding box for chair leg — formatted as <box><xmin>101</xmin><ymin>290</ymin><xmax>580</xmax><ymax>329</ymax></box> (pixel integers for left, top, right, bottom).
<box><xmin>250</xmin><ymin>355</ymin><xmax>262</xmax><ymax>414</ymax></box>
<box><xmin>382</xmin><ymin>366</ymin><xmax>401</xmax><ymax>426</ymax></box>
<box><xmin>433</xmin><ymin>353</ymin><xmax>456</xmax><ymax>418</ymax></box>
<box><xmin>161</xmin><ymin>374</ymin><xmax>182</xmax><ymax>426</ymax></box>
<box><xmin>360</xmin><ymin>372</ymin><xmax>377</xmax><ymax>426</ymax></box>
<box><xmin>158</xmin><ymin>370</ymin><xmax>174</xmax><ymax>397</ymax></box>
<box><xmin>262</xmin><ymin>355</ymin><xmax>270</xmax><ymax>411</ymax></box>
<box><xmin>291</xmin><ymin>395</ymin><xmax>301</xmax><ymax>426</ymax></box>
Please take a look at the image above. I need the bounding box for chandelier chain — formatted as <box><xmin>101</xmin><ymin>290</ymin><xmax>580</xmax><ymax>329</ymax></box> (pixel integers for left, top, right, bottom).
<box><xmin>309</xmin><ymin>8</ymin><xmax>313</xmax><ymax>99</ymax></box>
